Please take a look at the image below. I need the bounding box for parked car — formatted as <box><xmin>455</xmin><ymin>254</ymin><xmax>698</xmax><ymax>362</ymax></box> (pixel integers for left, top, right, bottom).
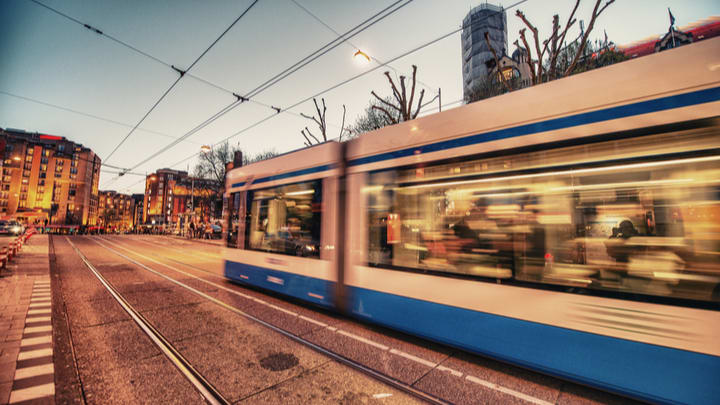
<box><xmin>0</xmin><ymin>220</ymin><xmax>23</xmax><ymax>236</ymax></box>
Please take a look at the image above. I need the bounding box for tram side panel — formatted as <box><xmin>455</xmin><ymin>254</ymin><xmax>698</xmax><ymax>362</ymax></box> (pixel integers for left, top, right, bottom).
<box><xmin>341</xmin><ymin>120</ymin><xmax>720</xmax><ymax>404</ymax></box>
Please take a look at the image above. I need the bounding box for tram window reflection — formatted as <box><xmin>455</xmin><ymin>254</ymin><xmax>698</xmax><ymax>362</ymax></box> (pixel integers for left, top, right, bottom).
<box><xmin>366</xmin><ymin>129</ymin><xmax>720</xmax><ymax>302</ymax></box>
<box><xmin>246</xmin><ymin>180</ymin><xmax>322</xmax><ymax>258</ymax></box>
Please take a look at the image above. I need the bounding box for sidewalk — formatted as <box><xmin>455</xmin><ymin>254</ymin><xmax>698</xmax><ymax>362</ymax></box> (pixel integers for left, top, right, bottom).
<box><xmin>0</xmin><ymin>234</ymin><xmax>53</xmax><ymax>404</ymax></box>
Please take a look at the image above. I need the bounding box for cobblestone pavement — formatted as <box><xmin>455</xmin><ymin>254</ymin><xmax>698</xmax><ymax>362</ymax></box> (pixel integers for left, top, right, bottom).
<box><xmin>0</xmin><ymin>234</ymin><xmax>53</xmax><ymax>405</ymax></box>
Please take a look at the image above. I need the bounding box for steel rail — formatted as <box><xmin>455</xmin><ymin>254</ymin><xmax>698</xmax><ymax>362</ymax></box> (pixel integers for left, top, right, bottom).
<box><xmin>64</xmin><ymin>237</ymin><xmax>231</xmax><ymax>405</ymax></box>
<box><xmin>88</xmin><ymin>236</ymin><xmax>450</xmax><ymax>405</ymax></box>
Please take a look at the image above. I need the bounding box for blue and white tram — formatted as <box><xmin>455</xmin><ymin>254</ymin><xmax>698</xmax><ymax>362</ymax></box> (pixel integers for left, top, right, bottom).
<box><xmin>224</xmin><ymin>141</ymin><xmax>342</xmax><ymax>308</ymax></box>
<box><xmin>225</xmin><ymin>38</ymin><xmax>720</xmax><ymax>404</ymax></box>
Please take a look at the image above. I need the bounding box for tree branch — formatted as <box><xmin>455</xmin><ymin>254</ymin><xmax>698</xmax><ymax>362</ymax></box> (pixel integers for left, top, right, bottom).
<box><xmin>411</xmin><ymin>89</ymin><xmax>425</xmax><ymax>119</ymax></box>
<box><xmin>383</xmin><ymin>71</ymin><xmax>404</xmax><ymax>107</ymax></box>
<box><xmin>517</xmin><ymin>30</ymin><xmax>536</xmax><ymax>84</ymax></box>
<box><xmin>485</xmin><ymin>31</ymin><xmax>512</xmax><ymax>91</ymax></box>
<box><xmin>372</xmin><ymin>105</ymin><xmax>398</xmax><ymax>124</ymax></box>
<box><xmin>407</xmin><ymin>65</ymin><xmax>418</xmax><ymax>118</ymax></box>
<box><xmin>550</xmin><ymin>0</ymin><xmax>579</xmax><ymax>78</ymax></box>
<box><xmin>564</xmin><ymin>0</ymin><xmax>615</xmax><ymax>77</ymax></box>
<box><xmin>400</xmin><ymin>75</ymin><xmax>409</xmax><ymax>119</ymax></box>
<box><xmin>516</xmin><ymin>10</ymin><xmax>544</xmax><ymax>82</ymax></box>
<box><xmin>339</xmin><ymin>104</ymin><xmax>346</xmax><ymax>141</ymax></box>
<box><xmin>371</xmin><ymin>91</ymin><xmax>402</xmax><ymax>112</ymax></box>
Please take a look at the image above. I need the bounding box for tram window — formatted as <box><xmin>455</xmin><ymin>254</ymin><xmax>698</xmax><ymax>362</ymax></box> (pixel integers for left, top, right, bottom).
<box><xmin>246</xmin><ymin>180</ymin><xmax>321</xmax><ymax>258</ymax></box>
<box><xmin>366</xmin><ymin>130</ymin><xmax>720</xmax><ymax>303</ymax></box>
<box><xmin>226</xmin><ymin>192</ymin><xmax>241</xmax><ymax>248</ymax></box>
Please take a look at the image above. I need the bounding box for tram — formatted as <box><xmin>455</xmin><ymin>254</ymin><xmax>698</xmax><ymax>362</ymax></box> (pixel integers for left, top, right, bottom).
<box><xmin>224</xmin><ymin>38</ymin><xmax>720</xmax><ymax>404</ymax></box>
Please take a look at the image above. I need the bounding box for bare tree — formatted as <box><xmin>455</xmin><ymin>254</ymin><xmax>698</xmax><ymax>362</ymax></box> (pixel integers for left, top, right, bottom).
<box><xmin>371</xmin><ymin>65</ymin><xmax>438</xmax><ymax>125</ymax></box>
<box><xmin>515</xmin><ymin>0</ymin><xmax>614</xmax><ymax>84</ymax></box>
<box><xmin>348</xmin><ymin>97</ymin><xmax>396</xmax><ymax>135</ymax></box>
<box><xmin>300</xmin><ymin>98</ymin><xmax>348</xmax><ymax>147</ymax></box>
<box><xmin>193</xmin><ymin>141</ymin><xmax>277</xmax><ymax>188</ymax></box>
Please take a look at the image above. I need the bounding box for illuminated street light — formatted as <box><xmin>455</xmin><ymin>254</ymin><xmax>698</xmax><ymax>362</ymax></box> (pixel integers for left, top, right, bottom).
<box><xmin>353</xmin><ymin>49</ymin><xmax>371</xmax><ymax>63</ymax></box>
<box><xmin>200</xmin><ymin>145</ymin><xmax>211</xmax><ymax>153</ymax></box>
<box><xmin>12</xmin><ymin>156</ymin><xmax>21</xmax><ymax>161</ymax></box>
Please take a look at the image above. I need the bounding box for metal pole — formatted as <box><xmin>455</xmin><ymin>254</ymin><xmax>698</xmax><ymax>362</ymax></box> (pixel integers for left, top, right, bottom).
<box><xmin>438</xmin><ymin>88</ymin><xmax>442</xmax><ymax>112</ymax></box>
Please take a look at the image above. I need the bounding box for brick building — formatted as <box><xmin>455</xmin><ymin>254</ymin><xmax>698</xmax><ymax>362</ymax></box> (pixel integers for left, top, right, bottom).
<box><xmin>98</xmin><ymin>190</ymin><xmax>136</xmax><ymax>232</ymax></box>
<box><xmin>143</xmin><ymin>169</ymin><xmax>219</xmax><ymax>227</ymax></box>
<box><xmin>0</xmin><ymin>128</ymin><xmax>101</xmax><ymax>226</ymax></box>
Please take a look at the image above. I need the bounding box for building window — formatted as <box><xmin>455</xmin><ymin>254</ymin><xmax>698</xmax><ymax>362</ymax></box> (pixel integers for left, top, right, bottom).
<box><xmin>20</xmin><ymin>185</ymin><xmax>28</xmax><ymax>193</ymax></box>
<box><xmin>54</xmin><ymin>173</ymin><xmax>62</xmax><ymax>178</ymax></box>
<box><xmin>24</xmin><ymin>163</ymin><xmax>32</xmax><ymax>170</ymax></box>
<box><xmin>36</xmin><ymin>193</ymin><xmax>44</xmax><ymax>200</ymax></box>
<box><xmin>41</xmin><ymin>157</ymin><xmax>48</xmax><ymax>164</ymax></box>
<box><xmin>25</xmin><ymin>155</ymin><xmax>33</xmax><ymax>162</ymax></box>
<box><xmin>43</xmin><ymin>149</ymin><xmax>50</xmax><ymax>157</ymax></box>
<box><xmin>23</xmin><ymin>170</ymin><xmax>30</xmax><ymax>177</ymax></box>
<box><xmin>27</xmin><ymin>148</ymin><xmax>34</xmax><ymax>155</ymax></box>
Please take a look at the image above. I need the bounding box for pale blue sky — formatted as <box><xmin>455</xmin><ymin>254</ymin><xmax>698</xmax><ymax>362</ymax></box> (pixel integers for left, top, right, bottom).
<box><xmin>1</xmin><ymin>0</ymin><xmax>718</xmax><ymax>193</ymax></box>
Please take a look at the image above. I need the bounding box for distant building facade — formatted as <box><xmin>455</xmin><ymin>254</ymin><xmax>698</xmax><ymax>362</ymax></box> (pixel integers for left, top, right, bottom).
<box><xmin>131</xmin><ymin>193</ymin><xmax>144</xmax><ymax>229</ymax></box>
<box><xmin>461</xmin><ymin>3</ymin><xmax>508</xmax><ymax>99</ymax></box>
<box><xmin>144</xmin><ymin>168</ymin><xmax>219</xmax><ymax>227</ymax></box>
<box><xmin>0</xmin><ymin>128</ymin><xmax>100</xmax><ymax>226</ymax></box>
<box><xmin>98</xmin><ymin>190</ymin><xmax>136</xmax><ymax>232</ymax></box>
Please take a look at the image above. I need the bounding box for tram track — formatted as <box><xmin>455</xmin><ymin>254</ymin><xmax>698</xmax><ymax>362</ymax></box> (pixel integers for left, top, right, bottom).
<box><xmin>78</xmin><ymin>235</ymin><xmax>637</xmax><ymax>405</ymax></box>
<box><xmin>65</xmin><ymin>237</ymin><xmax>231</xmax><ymax>405</ymax></box>
<box><xmin>82</xmin><ymin>236</ymin><xmax>450</xmax><ymax>405</ymax></box>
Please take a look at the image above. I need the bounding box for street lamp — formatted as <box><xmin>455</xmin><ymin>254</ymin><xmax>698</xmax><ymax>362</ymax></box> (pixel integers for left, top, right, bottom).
<box><xmin>200</xmin><ymin>145</ymin><xmax>211</xmax><ymax>153</ymax></box>
<box><xmin>12</xmin><ymin>156</ymin><xmax>21</xmax><ymax>161</ymax></box>
<box><xmin>353</xmin><ymin>49</ymin><xmax>371</xmax><ymax>62</ymax></box>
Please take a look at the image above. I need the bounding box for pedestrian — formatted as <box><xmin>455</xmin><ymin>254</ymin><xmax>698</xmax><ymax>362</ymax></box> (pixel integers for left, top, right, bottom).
<box><xmin>189</xmin><ymin>221</ymin><xmax>195</xmax><ymax>238</ymax></box>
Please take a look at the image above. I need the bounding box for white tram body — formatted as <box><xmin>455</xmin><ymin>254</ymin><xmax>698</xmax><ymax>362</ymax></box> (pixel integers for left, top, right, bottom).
<box><xmin>225</xmin><ymin>38</ymin><xmax>720</xmax><ymax>404</ymax></box>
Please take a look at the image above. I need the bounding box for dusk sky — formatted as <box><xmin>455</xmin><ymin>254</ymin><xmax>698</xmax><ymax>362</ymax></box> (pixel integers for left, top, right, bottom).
<box><xmin>1</xmin><ymin>0</ymin><xmax>718</xmax><ymax>194</ymax></box>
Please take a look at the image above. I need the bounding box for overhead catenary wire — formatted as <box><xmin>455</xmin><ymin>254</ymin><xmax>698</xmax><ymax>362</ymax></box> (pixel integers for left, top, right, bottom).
<box><xmin>43</xmin><ymin>0</ymin><xmax>263</xmax><ymax>164</ymax></box>
<box><xmin>289</xmin><ymin>0</ymin><xmax>438</xmax><ymax>94</ymax></box>
<box><xmin>101</xmin><ymin>0</ymin><xmax>414</xmax><ymax>189</ymax></box>
<box><xmin>0</xmin><ymin>90</ymin><xmax>201</xmax><ymax>146</ymax></box>
<box><xmin>26</xmin><ymin>0</ymin><xmax>303</xmax><ymax>120</ymax></box>
<box><xmin>153</xmin><ymin>0</ymin><xmax>531</xmax><ymax>176</ymax></box>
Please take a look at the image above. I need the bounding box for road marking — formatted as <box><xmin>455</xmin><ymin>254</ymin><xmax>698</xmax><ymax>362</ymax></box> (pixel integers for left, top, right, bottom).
<box><xmin>96</xmin><ymin>237</ymin><xmax>550</xmax><ymax>404</ymax></box>
<box><xmin>267</xmin><ymin>303</ymin><xmax>298</xmax><ymax>316</ymax></box>
<box><xmin>338</xmin><ymin>330</ymin><xmax>389</xmax><ymax>351</ymax></box>
<box><xmin>25</xmin><ymin>316</ymin><xmax>51</xmax><ymax>323</ymax></box>
<box><xmin>21</xmin><ymin>336</ymin><xmax>52</xmax><ymax>347</ymax></box>
<box><xmin>373</xmin><ymin>393</ymin><xmax>393</xmax><ymax>399</ymax></box>
<box><xmin>437</xmin><ymin>365</ymin><xmax>463</xmax><ymax>377</ymax></box>
<box><xmin>465</xmin><ymin>375</ymin><xmax>554</xmax><ymax>405</ymax></box>
<box><xmin>23</xmin><ymin>325</ymin><xmax>52</xmax><ymax>334</ymax></box>
<box><xmin>28</xmin><ymin>303</ymin><xmax>51</xmax><ymax>309</ymax></box>
<box><xmin>389</xmin><ymin>349</ymin><xmax>437</xmax><ymax>368</ymax></box>
<box><xmin>299</xmin><ymin>315</ymin><xmax>327</xmax><ymax>327</ymax></box>
<box><xmin>30</xmin><ymin>297</ymin><xmax>51</xmax><ymax>302</ymax></box>
<box><xmin>14</xmin><ymin>363</ymin><xmax>54</xmax><ymax>380</ymax></box>
<box><xmin>8</xmin><ymin>382</ymin><xmax>55</xmax><ymax>403</ymax></box>
<box><xmin>27</xmin><ymin>309</ymin><xmax>51</xmax><ymax>315</ymax></box>
<box><xmin>18</xmin><ymin>348</ymin><xmax>53</xmax><ymax>361</ymax></box>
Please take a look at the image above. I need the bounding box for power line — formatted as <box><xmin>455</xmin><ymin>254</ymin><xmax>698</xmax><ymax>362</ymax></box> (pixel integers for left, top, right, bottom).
<box><xmin>87</xmin><ymin>0</ymin><xmax>260</xmax><ymax>163</ymax></box>
<box><xmin>26</xmin><ymin>0</ymin><xmax>294</xmax><ymax>118</ymax></box>
<box><xmin>245</xmin><ymin>0</ymin><xmax>414</xmax><ymax>100</ymax></box>
<box><xmin>0</xmin><ymin>90</ymin><xmax>201</xmax><ymax>145</ymax></box>
<box><xmin>289</xmin><ymin>0</ymin><xmax>437</xmax><ymax>93</ymax></box>
<box><xmin>155</xmin><ymin>0</ymin><xmax>532</xmax><ymax>174</ymax></box>
<box><xmin>101</xmin><ymin>0</ymin><xmax>413</xmax><ymax>188</ymax></box>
